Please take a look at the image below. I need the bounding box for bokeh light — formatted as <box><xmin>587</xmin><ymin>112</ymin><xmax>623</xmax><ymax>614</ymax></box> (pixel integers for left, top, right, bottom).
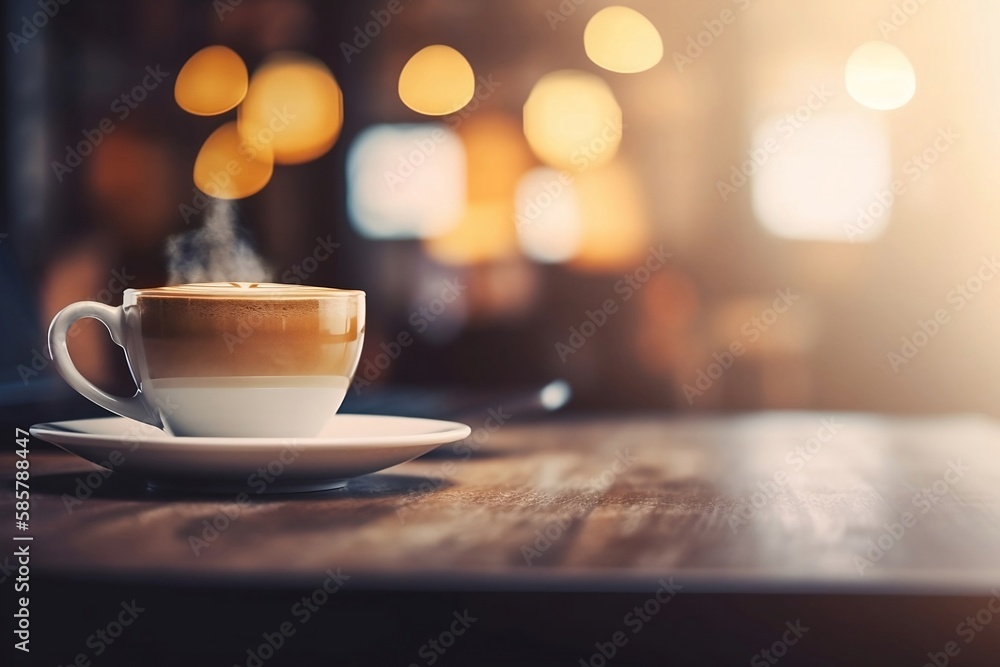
<box><xmin>584</xmin><ymin>6</ymin><xmax>663</xmax><ymax>74</ymax></box>
<box><xmin>461</xmin><ymin>113</ymin><xmax>534</xmax><ymax>201</ymax></box>
<box><xmin>174</xmin><ymin>46</ymin><xmax>248</xmax><ymax>116</ymax></box>
<box><xmin>238</xmin><ymin>53</ymin><xmax>343</xmax><ymax>165</ymax></box>
<box><xmin>423</xmin><ymin>114</ymin><xmax>531</xmax><ymax>265</ymax></box>
<box><xmin>845</xmin><ymin>41</ymin><xmax>916</xmax><ymax>111</ymax></box>
<box><xmin>751</xmin><ymin>113</ymin><xmax>892</xmax><ymax>242</ymax></box>
<box><xmin>572</xmin><ymin>159</ymin><xmax>649</xmax><ymax>271</ymax></box>
<box><xmin>347</xmin><ymin>124</ymin><xmax>465</xmax><ymax>239</ymax></box>
<box><xmin>398</xmin><ymin>45</ymin><xmax>476</xmax><ymax>116</ymax></box>
<box><xmin>193</xmin><ymin>121</ymin><xmax>274</xmax><ymax>199</ymax></box>
<box><xmin>539</xmin><ymin>380</ymin><xmax>572</xmax><ymax>411</ymax></box>
<box><xmin>423</xmin><ymin>201</ymin><xmax>517</xmax><ymax>265</ymax></box>
<box><xmin>88</xmin><ymin>129</ymin><xmax>180</xmax><ymax>245</ymax></box>
<box><xmin>515</xmin><ymin>167</ymin><xmax>582</xmax><ymax>263</ymax></box>
<box><xmin>523</xmin><ymin>70</ymin><xmax>622</xmax><ymax>172</ymax></box>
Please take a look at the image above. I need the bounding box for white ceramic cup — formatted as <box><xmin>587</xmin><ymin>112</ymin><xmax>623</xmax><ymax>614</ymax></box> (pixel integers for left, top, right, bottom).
<box><xmin>48</xmin><ymin>283</ymin><xmax>365</xmax><ymax>437</ymax></box>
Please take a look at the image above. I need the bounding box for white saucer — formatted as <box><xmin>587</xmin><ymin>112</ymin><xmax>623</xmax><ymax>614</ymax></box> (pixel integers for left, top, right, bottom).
<box><xmin>30</xmin><ymin>415</ymin><xmax>471</xmax><ymax>493</ymax></box>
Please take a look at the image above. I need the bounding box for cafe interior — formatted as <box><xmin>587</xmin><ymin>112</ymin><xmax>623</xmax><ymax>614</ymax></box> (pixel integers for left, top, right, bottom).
<box><xmin>4</xmin><ymin>0</ymin><xmax>1000</xmax><ymax>664</ymax></box>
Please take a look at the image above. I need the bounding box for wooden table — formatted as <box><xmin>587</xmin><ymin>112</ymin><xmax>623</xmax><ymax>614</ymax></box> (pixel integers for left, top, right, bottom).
<box><xmin>6</xmin><ymin>412</ymin><xmax>1000</xmax><ymax>665</ymax></box>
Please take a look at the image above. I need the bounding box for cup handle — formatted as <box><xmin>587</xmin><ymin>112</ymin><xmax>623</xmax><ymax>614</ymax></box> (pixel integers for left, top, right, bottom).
<box><xmin>48</xmin><ymin>301</ymin><xmax>162</xmax><ymax>428</ymax></box>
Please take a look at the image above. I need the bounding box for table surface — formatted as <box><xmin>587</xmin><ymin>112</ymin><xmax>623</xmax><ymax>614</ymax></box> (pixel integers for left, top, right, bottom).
<box><xmin>6</xmin><ymin>412</ymin><xmax>1000</xmax><ymax>594</ymax></box>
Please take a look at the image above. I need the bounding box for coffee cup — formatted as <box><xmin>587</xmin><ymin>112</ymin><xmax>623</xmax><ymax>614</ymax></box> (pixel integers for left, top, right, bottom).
<box><xmin>48</xmin><ymin>282</ymin><xmax>365</xmax><ymax>437</ymax></box>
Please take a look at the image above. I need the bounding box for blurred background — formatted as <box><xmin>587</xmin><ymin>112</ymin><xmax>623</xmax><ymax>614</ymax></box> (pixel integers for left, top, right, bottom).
<box><xmin>2</xmin><ymin>0</ymin><xmax>998</xmax><ymax>418</ymax></box>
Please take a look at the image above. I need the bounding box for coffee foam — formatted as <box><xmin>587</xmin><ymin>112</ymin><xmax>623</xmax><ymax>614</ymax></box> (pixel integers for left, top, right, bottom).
<box><xmin>137</xmin><ymin>282</ymin><xmax>362</xmax><ymax>298</ymax></box>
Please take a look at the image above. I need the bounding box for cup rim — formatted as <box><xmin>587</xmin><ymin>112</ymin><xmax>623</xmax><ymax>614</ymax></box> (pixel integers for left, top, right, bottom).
<box><xmin>125</xmin><ymin>282</ymin><xmax>365</xmax><ymax>300</ymax></box>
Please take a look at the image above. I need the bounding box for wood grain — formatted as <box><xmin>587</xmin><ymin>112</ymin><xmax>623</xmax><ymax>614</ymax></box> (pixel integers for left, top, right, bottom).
<box><xmin>5</xmin><ymin>412</ymin><xmax>1000</xmax><ymax>593</ymax></box>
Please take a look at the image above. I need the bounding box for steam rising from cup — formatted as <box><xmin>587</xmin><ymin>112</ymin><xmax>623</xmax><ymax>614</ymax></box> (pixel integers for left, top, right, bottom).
<box><xmin>166</xmin><ymin>198</ymin><xmax>270</xmax><ymax>285</ymax></box>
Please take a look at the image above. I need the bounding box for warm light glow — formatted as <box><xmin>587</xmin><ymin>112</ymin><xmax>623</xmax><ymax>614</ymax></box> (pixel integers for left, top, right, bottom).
<box><xmin>194</xmin><ymin>121</ymin><xmax>273</xmax><ymax>199</ymax></box>
<box><xmin>423</xmin><ymin>201</ymin><xmax>517</xmax><ymax>265</ymax></box>
<box><xmin>584</xmin><ymin>6</ymin><xmax>663</xmax><ymax>74</ymax></box>
<box><xmin>347</xmin><ymin>124</ymin><xmax>465</xmax><ymax>239</ymax></box>
<box><xmin>238</xmin><ymin>53</ymin><xmax>343</xmax><ymax>165</ymax></box>
<box><xmin>461</xmin><ymin>113</ymin><xmax>534</xmax><ymax>201</ymax></box>
<box><xmin>845</xmin><ymin>41</ymin><xmax>916</xmax><ymax>111</ymax></box>
<box><xmin>398</xmin><ymin>45</ymin><xmax>476</xmax><ymax>116</ymax></box>
<box><xmin>422</xmin><ymin>114</ymin><xmax>532</xmax><ymax>265</ymax></box>
<box><xmin>515</xmin><ymin>167</ymin><xmax>582</xmax><ymax>263</ymax></box>
<box><xmin>751</xmin><ymin>113</ymin><xmax>892</xmax><ymax>242</ymax></box>
<box><xmin>523</xmin><ymin>70</ymin><xmax>622</xmax><ymax>172</ymax></box>
<box><xmin>572</xmin><ymin>160</ymin><xmax>648</xmax><ymax>271</ymax></box>
<box><xmin>174</xmin><ymin>46</ymin><xmax>248</xmax><ymax>116</ymax></box>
